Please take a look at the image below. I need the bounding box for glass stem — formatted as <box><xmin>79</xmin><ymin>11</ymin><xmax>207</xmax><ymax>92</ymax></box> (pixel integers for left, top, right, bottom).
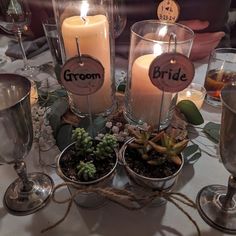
<box><xmin>16</xmin><ymin>28</ymin><xmax>29</xmax><ymax>69</ymax></box>
<box><xmin>220</xmin><ymin>175</ymin><xmax>236</xmax><ymax>210</ymax></box>
<box><xmin>14</xmin><ymin>161</ymin><xmax>33</xmax><ymax>192</ymax></box>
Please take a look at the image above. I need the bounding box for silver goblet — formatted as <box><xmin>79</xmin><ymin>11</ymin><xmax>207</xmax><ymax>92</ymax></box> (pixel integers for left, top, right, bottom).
<box><xmin>196</xmin><ymin>82</ymin><xmax>236</xmax><ymax>234</ymax></box>
<box><xmin>0</xmin><ymin>74</ymin><xmax>54</xmax><ymax>215</ymax></box>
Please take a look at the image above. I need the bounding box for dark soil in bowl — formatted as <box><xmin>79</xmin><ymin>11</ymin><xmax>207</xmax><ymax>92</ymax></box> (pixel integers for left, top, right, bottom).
<box><xmin>125</xmin><ymin>146</ymin><xmax>181</xmax><ymax>179</ymax></box>
<box><xmin>59</xmin><ymin>147</ymin><xmax>116</xmax><ymax>182</ymax></box>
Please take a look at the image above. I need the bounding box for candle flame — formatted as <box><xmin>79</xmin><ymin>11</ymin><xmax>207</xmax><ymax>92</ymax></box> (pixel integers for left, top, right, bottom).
<box><xmin>186</xmin><ymin>90</ymin><xmax>192</xmax><ymax>97</ymax></box>
<box><xmin>80</xmin><ymin>1</ymin><xmax>89</xmax><ymax>23</ymax></box>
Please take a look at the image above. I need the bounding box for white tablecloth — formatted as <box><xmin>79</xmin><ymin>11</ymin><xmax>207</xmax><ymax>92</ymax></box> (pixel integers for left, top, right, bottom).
<box><xmin>0</xmin><ymin>36</ymin><xmax>231</xmax><ymax>236</ymax></box>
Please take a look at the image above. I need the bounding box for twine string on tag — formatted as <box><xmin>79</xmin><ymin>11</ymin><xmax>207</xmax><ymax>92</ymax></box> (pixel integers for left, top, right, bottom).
<box><xmin>41</xmin><ymin>183</ymin><xmax>201</xmax><ymax>236</ymax></box>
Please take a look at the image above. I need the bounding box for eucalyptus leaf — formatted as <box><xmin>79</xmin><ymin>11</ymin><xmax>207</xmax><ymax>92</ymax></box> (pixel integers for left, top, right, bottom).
<box><xmin>50</xmin><ymin>98</ymin><xmax>68</xmax><ymax>117</ymax></box>
<box><xmin>177</xmin><ymin>100</ymin><xmax>204</xmax><ymax>125</ymax></box>
<box><xmin>182</xmin><ymin>144</ymin><xmax>199</xmax><ymax>159</ymax></box>
<box><xmin>117</xmin><ymin>83</ymin><xmax>126</xmax><ymax>93</ymax></box>
<box><xmin>54</xmin><ymin>89</ymin><xmax>67</xmax><ymax>97</ymax></box>
<box><xmin>186</xmin><ymin>152</ymin><xmax>202</xmax><ymax>165</ymax></box>
<box><xmin>48</xmin><ymin>113</ymin><xmax>61</xmax><ymax>137</ymax></box>
<box><xmin>48</xmin><ymin>98</ymin><xmax>69</xmax><ymax>136</ymax></box>
<box><xmin>56</xmin><ymin>124</ymin><xmax>73</xmax><ymax>151</ymax></box>
<box><xmin>38</xmin><ymin>89</ymin><xmax>67</xmax><ymax>107</ymax></box>
<box><xmin>34</xmin><ymin>80</ymin><xmax>42</xmax><ymax>89</ymax></box>
<box><xmin>203</xmin><ymin>122</ymin><xmax>220</xmax><ymax>143</ymax></box>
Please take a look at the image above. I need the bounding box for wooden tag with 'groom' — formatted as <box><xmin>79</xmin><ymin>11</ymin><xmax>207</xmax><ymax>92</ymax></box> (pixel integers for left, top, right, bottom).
<box><xmin>60</xmin><ymin>55</ymin><xmax>104</xmax><ymax>96</ymax></box>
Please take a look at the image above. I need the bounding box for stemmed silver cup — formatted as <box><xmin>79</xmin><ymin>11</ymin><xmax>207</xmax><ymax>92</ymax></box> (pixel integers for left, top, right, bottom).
<box><xmin>0</xmin><ymin>74</ymin><xmax>53</xmax><ymax>215</ymax></box>
<box><xmin>196</xmin><ymin>82</ymin><xmax>236</xmax><ymax>234</ymax></box>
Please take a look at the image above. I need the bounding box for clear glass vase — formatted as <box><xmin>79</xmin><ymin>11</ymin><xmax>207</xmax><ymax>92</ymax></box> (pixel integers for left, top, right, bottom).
<box><xmin>124</xmin><ymin>20</ymin><xmax>194</xmax><ymax>130</ymax></box>
<box><xmin>53</xmin><ymin>0</ymin><xmax>116</xmax><ymax>117</ymax></box>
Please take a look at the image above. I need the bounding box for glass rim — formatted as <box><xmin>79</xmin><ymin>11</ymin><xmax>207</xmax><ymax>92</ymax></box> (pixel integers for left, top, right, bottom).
<box><xmin>131</xmin><ymin>20</ymin><xmax>194</xmax><ymax>45</ymax></box>
<box><xmin>210</xmin><ymin>48</ymin><xmax>236</xmax><ymax>64</ymax></box>
<box><xmin>0</xmin><ymin>73</ymin><xmax>31</xmax><ymax>112</ymax></box>
<box><xmin>187</xmin><ymin>82</ymin><xmax>206</xmax><ymax>93</ymax></box>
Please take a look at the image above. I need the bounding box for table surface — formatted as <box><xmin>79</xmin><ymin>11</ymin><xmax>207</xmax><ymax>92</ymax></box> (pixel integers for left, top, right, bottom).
<box><xmin>0</xmin><ymin>35</ymin><xmax>231</xmax><ymax>236</ymax></box>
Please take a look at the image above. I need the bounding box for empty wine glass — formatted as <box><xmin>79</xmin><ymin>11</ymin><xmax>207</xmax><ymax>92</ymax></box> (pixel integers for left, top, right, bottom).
<box><xmin>0</xmin><ymin>73</ymin><xmax>53</xmax><ymax>215</ymax></box>
<box><xmin>42</xmin><ymin>18</ymin><xmax>63</xmax><ymax>82</ymax></box>
<box><xmin>196</xmin><ymin>82</ymin><xmax>236</xmax><ymax>233</ymax></box>
<box><xmin>4</xmin><ymin>0</ymin><xmax>39</xmax><ymax>77</ymax></box>
<box><xmin>113</xmin><ymin>0</ymin><xmax>127</xmax><ymax>38</ymax></box>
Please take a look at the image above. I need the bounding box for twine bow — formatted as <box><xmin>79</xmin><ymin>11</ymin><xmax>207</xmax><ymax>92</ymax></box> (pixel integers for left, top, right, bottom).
<box><xmin>41</xmin><ymin>182</ymin><xmax>201</xmax><ymax>235</ymax></box>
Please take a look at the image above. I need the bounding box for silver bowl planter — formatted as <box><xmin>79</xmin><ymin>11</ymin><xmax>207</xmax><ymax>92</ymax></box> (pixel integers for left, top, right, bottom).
<box><xmin>120</xmin><ymin>138</ymin><xmax>184</xmax><ymax>191</ymax></box>
<box><xmin>56</xmin><ymin>142</ymin><xmax>118</xmax><ymax>209</ymax></box>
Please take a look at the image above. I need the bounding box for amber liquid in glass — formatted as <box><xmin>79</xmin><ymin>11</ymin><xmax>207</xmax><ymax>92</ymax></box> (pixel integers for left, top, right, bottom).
<box><xmin>205</xmin><ymin>70</ymin><xmax>236</xmax><ymax>101</ymax></box>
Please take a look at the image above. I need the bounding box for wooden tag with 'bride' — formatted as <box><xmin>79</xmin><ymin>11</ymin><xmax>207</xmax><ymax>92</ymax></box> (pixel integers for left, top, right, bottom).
<box><xmin>157</xmin><ymin>0</ymin><xmax>180</xmax><ymax>23</ymax></box>
<box><xmin>149</xmin><ymin>52</ymin><xmax>195</xmax><ymax>93</ymax></box>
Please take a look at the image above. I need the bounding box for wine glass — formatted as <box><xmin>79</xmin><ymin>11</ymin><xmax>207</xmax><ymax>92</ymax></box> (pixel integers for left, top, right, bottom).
<box><xmin>204</xmin><ymin>48</ymin><xmax>236</xmax><ymax>108</ymax></box>
<box><xmin>113</xmin><ymin>0</ymin><xmax>127</xmax><ymax>38</ymax></box>
<box><xmin>0</xmin><ymin>73</ymin><xmax>53</xmax><ymax>215</ymax></box>
<box><xmin>42</xmin><ymin>18</ymin><xmax>63</xmax><ymax>82</ymax></box>
<box><xmin>196</xmin><ymin>82</ymin><xmax>236</xmax><ymax>233</ymax></box>
<box><xmin>4</xmin><ymin>0</ymin><xmax>39</xmax><ymax>77</ymax></box>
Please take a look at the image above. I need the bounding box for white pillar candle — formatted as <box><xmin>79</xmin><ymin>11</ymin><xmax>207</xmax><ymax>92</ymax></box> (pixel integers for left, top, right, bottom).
<box><xmin>130</xmin><ymin>54</ymin><xmax>173</xmax><ymax>127</ymax></box>
<box><xmin>61</xmin><ymin>14</ymin><xmax>112</xmax><ymax>114</ymax></box>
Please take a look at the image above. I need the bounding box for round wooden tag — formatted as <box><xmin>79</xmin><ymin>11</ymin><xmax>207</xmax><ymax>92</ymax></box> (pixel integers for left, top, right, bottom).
<box><xmin>157</xmin><ymin>0</ymin><xmax>180</xmax><ymax>23</ymax></box>
<box><xmin>61</xmin><ymin>55</ymin><xmax>104</xmax><ymax>96</ymax></box>
<box><xmin>149</xmin><ymin>52</ymin><xmax>195</xmax><ymax>93</ymax></box>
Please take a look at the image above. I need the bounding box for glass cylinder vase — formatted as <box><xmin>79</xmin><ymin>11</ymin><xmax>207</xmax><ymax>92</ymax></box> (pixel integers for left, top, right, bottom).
<box><xmin>124</xmin><ymin>20</ymin><xmax>194</xmax><ymax>130</ymax></box>
<box><xmin>53</xmin><ymin>0</ymin><xmax>116</xmax><ymax>117</ymax></box>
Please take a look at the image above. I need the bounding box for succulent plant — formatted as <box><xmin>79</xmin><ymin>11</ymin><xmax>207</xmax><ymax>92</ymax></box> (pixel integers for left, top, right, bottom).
<box><xmin>127</xmin><ymin>126</ymin><xmax>188</xmax><ymax>166</ymax></box>
<box><xmin>77</xmin><ymin>161</ymin><xmax>96</xmax><ymax>181</ymax></box>
<box><xmin>94</xmin><ymin>134</ymin><xmax>118</xmax><ymax>160</ymax></box>
<box><xmin>72</xmin><ymin>128</ymin><xmax>94</xmax><ymax>157</ymax></box>
<box><xmin>71</xmin><ymin>128</ymin><xmax>118</xmax><ymax>180</ymax></box>
<box><xmin>149</xmin><ymin>133</ymin><xmax>188</xmax><ymax>165</ymax></box>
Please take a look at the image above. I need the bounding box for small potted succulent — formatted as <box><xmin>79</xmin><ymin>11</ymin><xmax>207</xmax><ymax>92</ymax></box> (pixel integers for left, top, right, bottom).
<box><xmin>56</xmin><ymin>128</ymin><xmax>118</xmax><ymax>208</ymax></box>
<box><xmin>120</xmin><ymin>126</ymin><xmax>188</xmax><ymax>191</ymax></box>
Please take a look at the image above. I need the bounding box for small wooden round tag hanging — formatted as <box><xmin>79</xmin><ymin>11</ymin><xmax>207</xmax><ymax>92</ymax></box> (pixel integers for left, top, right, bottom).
<box><xmin>149</xmin><ymin>52</ymin><xmax>195</xmax><ymax>93</ymax></box>
<box><xmin>60</xmin><ymin>55</ymin><xmax>104</xmax><ymax>96</ymax></box>
<box><xmin>157</xmin><ymin>0</ymin><xmax>180</xmax><ymax>23</ymax></box>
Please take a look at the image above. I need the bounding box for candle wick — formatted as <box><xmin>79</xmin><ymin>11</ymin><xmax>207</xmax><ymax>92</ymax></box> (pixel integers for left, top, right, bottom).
<box><xmin>81</xmin><ymin>16</ymin><xmax>87</xmax><ymax>24</ymax></box>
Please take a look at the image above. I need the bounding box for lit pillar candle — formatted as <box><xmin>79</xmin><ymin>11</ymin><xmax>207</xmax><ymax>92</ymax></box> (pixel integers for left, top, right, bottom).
<box><xmin>61</xmin><ymin>14</ymin><xmax>112</xmax><ymax>114</ymax></box>
<box><xmin>130</xmin><ymin>54</ymin><xmax>173</xmax><ymax>127</ymax></box>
